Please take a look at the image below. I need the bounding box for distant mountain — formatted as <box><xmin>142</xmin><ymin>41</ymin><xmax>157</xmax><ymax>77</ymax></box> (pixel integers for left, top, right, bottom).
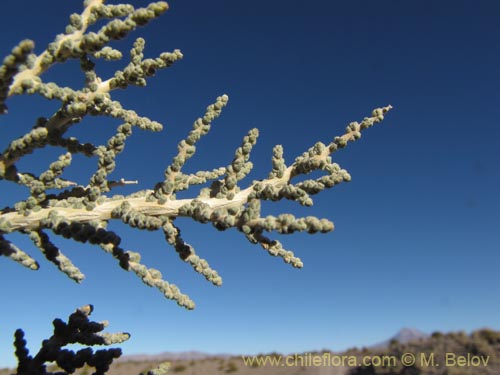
<box><xmin>352</xmin><ymin>328</ymin><xmax>500</xmax><ymax>375</ymax></box>
<box><xmin>369</xmin><ymin>327</ymin><xmax>429</xmax><ymax>349</ymax></box>
<box><xmin>118</xmin><ymin>350</ymin><xmax>234</xmax><ymax>362</ymax></box>
<box><xmin>118</xmin><ymin>328</ymin><xmax>429</xmax><ymax>363</ymax></box>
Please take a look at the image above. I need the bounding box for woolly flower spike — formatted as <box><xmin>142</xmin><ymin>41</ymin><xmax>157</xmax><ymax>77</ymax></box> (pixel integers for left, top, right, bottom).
<box><xmin>0</xmin><ymin>235</ymin><xmax>39</xmax><ymax>270</ymax></box>
<box><xmin>0</xmin><ymin>39</ymin><xmax>35</xmax><ymax>113</ymax></box>
<box><xmin>268</xmin><ymin>144</ymin><xmax>286</xmax><ymax>178</ymax></box>
<box><xmin>253</xmin><ymin>214</ymin><xmax>334</xmax><ymax>234</ymax></box>
<box><xmin>1</xmin><ymin>126</ymin><xmax>49</xmax><ymax>175</ymax></box>
<box><xmin>109</xmin><ymin>37</ymin><xmax>183</xmax><ymax>90</ymax></box>
<box><xmin>20</xmin><ymin>153</ymin><xmax>76</xmax><ymax>206</ymax></box>
<box><xmin>222</xmin><ymin>128</ymin><xmax>259</xmax><ymax>200</ymax></box>
<box><xmin>99</xmin><ymin>240</ymin><xmax>195</xmax><ymax>309</ymax></box>
<box><xmin>13</xmin><ymin>305</ymin><xmax>131</xmax><ymax>375</ymax></box>
<box><xmin>246</xmin><ymin>231</ymin><xmax>304</xmax><ymax>268</ymax></box>
<box><xmin>28</xmin><ymin>230</ymin><xmax>85</xmax><ymax>283</ymax></box>
<box><xmin>154</xmin><ymin>94</ymin><xmax>229</xmax><ymax>202</ymax></box>
<box><xmin>163</xmin><ymin>219</ymin><xmax>222</xmax><ymax>286</ymax></box>
<box><xmin>89</xmin><ymin>123</ymin><xmax>133</xmax><ymax>193</ymax></box>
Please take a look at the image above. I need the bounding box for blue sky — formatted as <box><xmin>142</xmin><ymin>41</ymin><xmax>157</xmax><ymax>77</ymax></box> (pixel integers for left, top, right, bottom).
<box><xmin>1</xmin><ymin>0</ymin><xmax>499</xmax><ymax>368</ymax></box>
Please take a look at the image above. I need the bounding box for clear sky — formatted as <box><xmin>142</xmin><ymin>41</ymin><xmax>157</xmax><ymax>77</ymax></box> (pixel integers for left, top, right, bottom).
<box><xmin>1</xmin><ymin>0</ymin><xmax>499</xmax><ymax>369</ymax></box>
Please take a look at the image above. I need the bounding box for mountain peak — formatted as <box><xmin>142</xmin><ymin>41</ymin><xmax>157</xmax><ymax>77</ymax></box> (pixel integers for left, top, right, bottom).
<box><xmin>393</xmin><ymin>327</ymin><xmax>429</xmax><ymax>343</ymax></box>
<box><xmin>370</xmin><ymin>327</ymin><xmax>429</xmax><ymax>349</ymax></box>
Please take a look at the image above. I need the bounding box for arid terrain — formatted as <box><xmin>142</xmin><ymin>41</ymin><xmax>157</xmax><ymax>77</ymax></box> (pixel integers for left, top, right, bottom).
<box><xmin>1</xmin><ymin>328</ymin><xmax>498</xmax><ymax>375</ymax></box>
<box><xmin>1</xmin><ymin>355</ymin><xmax>348</xmax><ymax>375</ymax></box>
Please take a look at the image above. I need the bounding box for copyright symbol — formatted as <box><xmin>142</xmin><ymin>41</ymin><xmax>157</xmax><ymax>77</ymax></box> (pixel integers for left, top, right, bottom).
<box><xmin>401</xmin><ymin>353</ymin><xmax>416</xmax><ymax>366</ymax></box>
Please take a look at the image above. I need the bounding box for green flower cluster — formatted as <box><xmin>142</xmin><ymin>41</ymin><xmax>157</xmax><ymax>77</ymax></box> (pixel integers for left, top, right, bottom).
<box><xmin>11</xmin><ymin>304</ymin><xmax>169</xmax><ymax>375</ymax></box>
